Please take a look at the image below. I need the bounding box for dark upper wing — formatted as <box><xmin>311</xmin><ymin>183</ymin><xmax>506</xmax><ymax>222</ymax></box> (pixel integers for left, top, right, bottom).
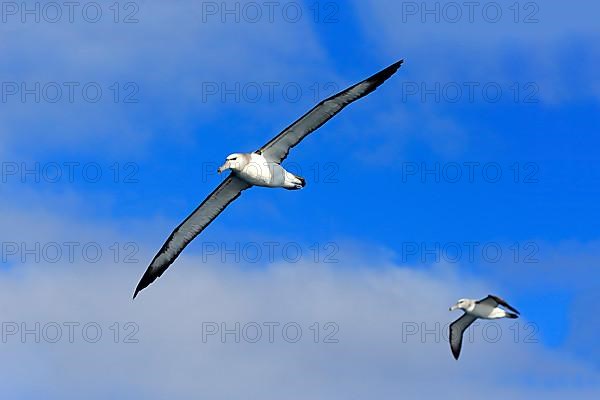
<box><xmin>258</xmin><ymin>60</ymin><xmax>404</xmax><ymax>164</ymax></box>
<box><xmin>133</xmin><ymin>175</ymin><xmax>252</xmax><ymax>298</ymax></box>
<box><xmin>449</xmin><ymin>313</ymin><xmax>477</xmax><ymax>360</ymax></box>
<box><xmin>478</xmin><ymin>295</ymin><xmax>520</xmax><ymax>315</ymax></box>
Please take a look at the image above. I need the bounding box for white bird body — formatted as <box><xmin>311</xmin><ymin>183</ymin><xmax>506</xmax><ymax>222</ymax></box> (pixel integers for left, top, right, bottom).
<box><xmin>452</xmin><ymin>298</ymin><xmax>511</xmax><ymax>319</ymax></box>
<box><xmin>219</xmin><ymin>152</ymin><xmax>304</xmax><ymax>189</ymax></box>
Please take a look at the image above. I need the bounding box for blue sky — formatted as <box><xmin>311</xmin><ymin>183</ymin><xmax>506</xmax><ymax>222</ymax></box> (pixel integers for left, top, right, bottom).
<box><xmin>1</xmin><ymin>1</ymin><xmax>599</xmax><ymax>398</ymax></box>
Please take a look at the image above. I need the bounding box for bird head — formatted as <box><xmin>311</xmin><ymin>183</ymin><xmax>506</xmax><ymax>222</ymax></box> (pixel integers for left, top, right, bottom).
<box><xmin>449</xmin><ymin>298</ymin><xmax>471</xmax><ymax>311</ymax></box>
<box><xmin>218</xmin><ymin>153</ymin><xmax>248</xmax><ymax>174</ymax></box>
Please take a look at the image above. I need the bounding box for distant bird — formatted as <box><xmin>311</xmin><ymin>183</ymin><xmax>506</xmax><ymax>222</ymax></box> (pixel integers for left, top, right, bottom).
<box><xmin>133</xmin><ymin>60</ymin><xmax>404</xmax><ymax>298</ymax></box>
<box><xmin>449</xmin><ymin>295</ymin><xmax>520</xmax><ymax>360</ymax></box>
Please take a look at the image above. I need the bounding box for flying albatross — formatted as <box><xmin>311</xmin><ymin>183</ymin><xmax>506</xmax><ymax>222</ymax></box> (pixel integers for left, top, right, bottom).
<box><xmin>449</xmin><ymin>295</ymin><xmax>520</xmax><ymax>359</ymax></box>
<box><xmin>133</xmin><ymin>60</ymin><xmax>404</xmax><ymax>298</ymax></box>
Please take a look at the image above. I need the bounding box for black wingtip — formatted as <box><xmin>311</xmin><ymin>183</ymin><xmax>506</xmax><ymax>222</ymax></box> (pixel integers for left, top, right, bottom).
<box><xmin>392</xmin><ymin>58</ymin><xmax>405</xmax><ymax>68</ymax></box>
<box><xmin>389</xmin><ymin>59</ymin><xmax>405</xmax><ymax>69</ymax></box>
<box><xmin>451</xmin><ymin>342</ymin><xmax>461</xmax><ymax>360</ymax></box>
<box><xmin>132</xmin><ymin>268</ymin><xmax>156</xmax><ymax>300</ymax></box>
<box><xmin>132</xmin><ymin>285</ymin><xmax>142</xmax><ymax>300</ymax></box>
<box><xmin>132</xmin><ymin>285</ymin><xmax>142</xmax><ymax>299</ymax></box>
<box><xmin>370</xmin><ymin>59</ymin><xmax>404</xmax><ymax>83</ymax></box>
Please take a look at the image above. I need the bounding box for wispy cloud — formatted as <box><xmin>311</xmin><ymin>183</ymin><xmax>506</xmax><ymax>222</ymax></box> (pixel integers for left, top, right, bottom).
<box><xmin>351</xmin><ymin>0</ymin><xmax>600</xmax><ymax>103</ymax></box>
<box><xmin>0</xmin><ymin>0</ymin><xmax>331</xmax><ymax>157</ymax></box>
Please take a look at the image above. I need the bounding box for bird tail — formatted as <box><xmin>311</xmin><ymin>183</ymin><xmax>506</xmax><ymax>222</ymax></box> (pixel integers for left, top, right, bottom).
<box><xmin>297</xmin><ymin>176</ymin><xmax>306</xmax><ymax>187</ymax></box>
<box><xmin>506</xmin><ymin>312</ymin><xmax>519</xmax><ymax>319</ymax></box>
<box><xmin>283</xmin><ymin>175</ymin><xmax>306</xmax><ymax>190</ymax></box>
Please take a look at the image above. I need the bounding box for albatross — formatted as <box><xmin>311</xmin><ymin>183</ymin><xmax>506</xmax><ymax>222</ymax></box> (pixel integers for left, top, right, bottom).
<box><xmin>133</xmin><ymin>60</ymin><xmax>404</xmax><ymax>298</ymax></box>
<box><xmin>448</xmin><ymin>295</ymin><xmax>520</xmax><ymax>359</ymax></box>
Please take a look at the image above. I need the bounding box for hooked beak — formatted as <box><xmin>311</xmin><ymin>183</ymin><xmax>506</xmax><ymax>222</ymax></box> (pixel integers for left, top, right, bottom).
<box><xmin>217</xmin><ymin>162</ymin><xmax>229</xmax><ymax>174</ymax></box>
<box><xmin>449</xmin><ymin>304</ymin><xmax>459</xmax><ymax>311</ymax></box>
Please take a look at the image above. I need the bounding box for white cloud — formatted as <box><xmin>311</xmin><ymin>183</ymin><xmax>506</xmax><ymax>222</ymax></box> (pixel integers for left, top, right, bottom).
<box><xmin>2</xmin><ymin>256</ymin><xmax>599</xmax><ymax>399</ymax></box>
<box><xmin>1</xmin><ymin>200</ymin><xmax>599</xmax><ymax>399</ymax></box>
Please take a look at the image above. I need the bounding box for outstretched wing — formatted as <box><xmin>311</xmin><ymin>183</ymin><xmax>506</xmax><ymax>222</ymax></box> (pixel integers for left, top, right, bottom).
<box><xmin>449</xmin><ymin>313</ymin><xmax>477</xmax><ymax>360</ymax></box>
<box><xmin>258</xmin><ymin>60</ymin><xmax>404</xmax><ymax>164</ymax></box>
<box><xmin>478</xmin><ymin>295</ymin><xmax>520</xmax><ymax>315</ymax></box>
<box><xmin>133</xmin><ymin>175</ymin><xmax>252</xmax><ymax>298</ymax></box>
